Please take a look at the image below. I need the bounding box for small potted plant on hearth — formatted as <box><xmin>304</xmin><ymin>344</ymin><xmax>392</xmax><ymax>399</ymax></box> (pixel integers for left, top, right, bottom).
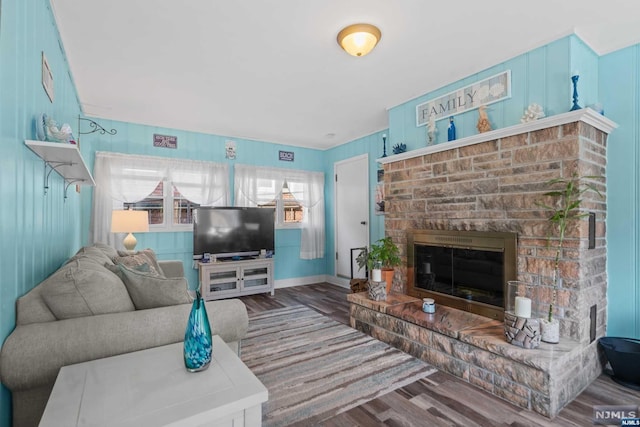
<box><xmin>356</xmin><ymin>237</ymin><xmax>402</xmax><ymax>295</ymax></box>
<box><xmin>536</xmin><ymin>173</ymin><xmax>603</xmax><ymax>343</ymax></box>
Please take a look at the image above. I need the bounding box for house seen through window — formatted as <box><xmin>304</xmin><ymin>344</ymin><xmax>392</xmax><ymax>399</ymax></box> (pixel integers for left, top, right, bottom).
<box><xmin>123</xmin><ymin>181</ymin><xmax>200</xmax><ymax>230</ymax></box>
<box><xmin>258</xmin><ymin>182</ymin><xmax>303</xmax><ymax>227</ymax></box>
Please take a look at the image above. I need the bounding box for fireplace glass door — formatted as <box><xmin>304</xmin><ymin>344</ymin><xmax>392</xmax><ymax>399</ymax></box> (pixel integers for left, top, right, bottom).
<box><xmin>414</xmin><ymin>244</ymin><xmax>504</xmax><ymax>308</ymax></box>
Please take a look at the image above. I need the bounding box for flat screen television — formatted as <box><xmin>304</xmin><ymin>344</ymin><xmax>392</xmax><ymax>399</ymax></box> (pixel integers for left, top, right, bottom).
<box><xmin>193</xmin><ymin>207</ymin><xmax>275</xmax><ymax>260</ymax></box>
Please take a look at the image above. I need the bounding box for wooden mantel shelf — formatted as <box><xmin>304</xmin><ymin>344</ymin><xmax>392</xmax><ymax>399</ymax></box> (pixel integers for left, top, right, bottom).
<box><xmin>378</xmin><ymin>108</ymin><xmax>618</xmax><ymax>165</ymax></box>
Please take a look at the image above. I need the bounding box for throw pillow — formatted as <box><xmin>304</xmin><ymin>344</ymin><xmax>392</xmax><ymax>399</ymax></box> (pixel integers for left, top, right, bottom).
<box><xmin>112</xmin><ymin>248</ymin><xmax>164</xmax><ymax>277</ymax></box>
<box><xmin>66</xmin><ymin>245</ymin><xmax>114</xmax><ymax>266</ymax></box>
<box><xmin>110</xmin><ymin>263</ymin><xmax>191</xmax><ymax>310</ymax></box>
<box><xmin>41</xmin><ymin>258</ymin><xmax>135</xmax><ymax>320</ymax></box>
<box><xmin>92</xmin><ymin>242</ymin><xmax>119</xmax><ymax>260</ymax></box>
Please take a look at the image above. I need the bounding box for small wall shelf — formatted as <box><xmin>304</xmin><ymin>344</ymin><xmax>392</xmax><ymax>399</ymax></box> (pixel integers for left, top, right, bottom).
<box><xmin>25</xmin><ymin>140</ymin><xmax>95</xmax><ymax>198</ymax></box>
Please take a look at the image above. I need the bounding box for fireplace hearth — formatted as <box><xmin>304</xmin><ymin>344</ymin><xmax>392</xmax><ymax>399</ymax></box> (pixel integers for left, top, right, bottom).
<box><xmin>408</xmin><ymin>229</ymin><xmax>516</xmax><ymax>320</ymax></box>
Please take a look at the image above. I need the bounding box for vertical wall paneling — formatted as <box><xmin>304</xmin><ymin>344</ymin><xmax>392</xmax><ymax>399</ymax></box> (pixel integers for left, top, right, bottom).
<box><xmin>543</xmin><ymin>38</ymin><xmax>572</xmax><ymax>116</ymax></box>
<box><xmin>0</xmin><ymin>0</ymin><xmax>83</xmax><ymax>425</ymax></box>
<box><xmin>600</xmin><ymin>45</ymin><xmax>640</xmax><ymax>338</ymax></box>
<box><xmin>569</xmin><ymin>35</ymin><xmax>600</xmax><ymax>110</ymax></box>
<box><xmin>388</xmin><ymin>37</ymin><xmax>573</xmax><ymax>154</ymax></box>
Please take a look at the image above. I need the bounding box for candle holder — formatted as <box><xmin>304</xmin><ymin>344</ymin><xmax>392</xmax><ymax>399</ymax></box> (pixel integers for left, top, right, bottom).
<box><xmin>382</xmin><ymin>134</ymin><xmax>388</xmax><ymax>157</ymax></box>
<box><xmin>504</xmin><ymin>281</ymin><xmax>541</xmax><ymax>349</ymax></box>
<box><xmin>570</xmin><ymin>74</ymin><xmax>581</xmax><ymax>111</ymax></box>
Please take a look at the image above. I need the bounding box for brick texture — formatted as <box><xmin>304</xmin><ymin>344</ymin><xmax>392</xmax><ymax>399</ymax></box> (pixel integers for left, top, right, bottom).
<box><xmin>384</xmin><ymin>122</ymin><xmax>609</xmax><ymax>343</ymax></box>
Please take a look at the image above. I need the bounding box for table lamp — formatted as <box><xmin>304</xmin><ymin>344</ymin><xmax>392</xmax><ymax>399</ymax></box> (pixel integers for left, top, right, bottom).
<box><xmin>111</xmin><ymin>210</ymin><xmax>149</xmax><ymax>252</ymax></box>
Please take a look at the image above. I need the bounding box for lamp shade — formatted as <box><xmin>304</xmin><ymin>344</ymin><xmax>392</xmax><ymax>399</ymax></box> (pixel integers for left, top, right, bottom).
<box><xmin>111</xmin><ymin>210</ymin><xmax>149</xmax><ymax>233</ymax></box>
<box><xmin>337</xmin><ymin>23</ymin><xmax>381</xmax><ymax>57</ymax></box>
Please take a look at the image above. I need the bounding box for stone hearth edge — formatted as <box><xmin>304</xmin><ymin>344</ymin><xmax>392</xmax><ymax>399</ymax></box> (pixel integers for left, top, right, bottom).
<box><xmin>348</xmin><ymin>292</ymin><xmax>605</xmax><ymax>418</ymax></box>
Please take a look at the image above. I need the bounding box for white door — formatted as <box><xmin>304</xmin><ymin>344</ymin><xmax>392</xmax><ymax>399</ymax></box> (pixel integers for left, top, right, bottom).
<box><xmin>335</xmin><ymin>155</ymin><xmax>369</xmax><ymax>279</ymax></box>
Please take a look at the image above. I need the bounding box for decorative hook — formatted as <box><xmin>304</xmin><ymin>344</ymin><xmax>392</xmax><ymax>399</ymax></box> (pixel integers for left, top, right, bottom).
<box><xmin>78</xmin><ymin>117</ymin><xmax>117</xmax><ymax>136</ymax></box>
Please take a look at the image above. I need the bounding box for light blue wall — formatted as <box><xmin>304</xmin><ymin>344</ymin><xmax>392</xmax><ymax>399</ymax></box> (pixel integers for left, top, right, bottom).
<box><xmin>569</xmin><ymin>36</ymin><xmax>600</xmax><ymax>109</ymax></box>
<box><xmin>387</xmin><ymin>37</ymin><xmax>578</xmax><ymax>150</ymax></box>
<box><xmin>323</xmin><ymin>131</ymin><xmax>387</xmax><ymax>279</ymax></box>
<box><xmin>0</xmin><ymin>0</ymin><xmax>83</xmax><ymax>425</ymax></box>
<box><xmin>600</xmin><ymin>45</ymin><xmax>640</xmax><ymax>339</ymax></box>
<box><xmin>78</xmin><ymin>119</ymin><xmax>327</xmax><ymax>287</ymax></box>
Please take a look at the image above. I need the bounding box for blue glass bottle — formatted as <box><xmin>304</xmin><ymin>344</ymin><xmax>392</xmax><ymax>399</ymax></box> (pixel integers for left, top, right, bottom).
<box><xmin>447</xmin><ymin>117</ymin><xmax>456</xmax><ymax>141</ymax></box>
<box><xmin>183</xmin><ymin>290</ymin><xmax>212</xmax><ymax>372</ymax></box>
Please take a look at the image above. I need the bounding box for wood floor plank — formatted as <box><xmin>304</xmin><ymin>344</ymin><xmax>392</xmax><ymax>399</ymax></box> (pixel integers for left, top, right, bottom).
<box><xmin>376</xmin><ymin>390</ymin><xmax>454</xmax><ymax>427</ymax></box>
<box><xmin>239</xmin><ymin>283</ymin><xmax>640</xmax><ymax>426</ymax></box>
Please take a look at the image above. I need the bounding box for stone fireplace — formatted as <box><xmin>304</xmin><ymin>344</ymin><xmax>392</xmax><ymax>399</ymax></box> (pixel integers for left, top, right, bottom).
<box><xmin>384</xmin><ymin>109</ymin><xmax>614</xmax><ymax>344</ymax></box>
<box><xmin>348</xmin><ymin>109</ymin><xmax>617</xmax><ymax>417</ymax></box>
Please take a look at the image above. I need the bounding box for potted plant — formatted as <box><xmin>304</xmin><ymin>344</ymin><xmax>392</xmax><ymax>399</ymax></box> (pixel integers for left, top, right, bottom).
<box><xmin>356</xmin><ymin>237</ymin><xmax>401</xmax><ymax>294</ymax></box>
<box><xmin>536</xmin><ymin>173</ymin><xmax>603</xmax><ymax>343</ymax></box>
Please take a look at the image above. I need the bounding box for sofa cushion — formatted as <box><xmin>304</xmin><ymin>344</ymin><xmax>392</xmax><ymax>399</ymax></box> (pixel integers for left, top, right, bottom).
<box><xmin>67</xmin><ymin>245</ymin><xmax>114</xmax><ymax>266</ymax></box>
<box><xmin>108</xmin><ymin>263</ymin><xmax>191</xmax><ymax>310</ymax></box>
<box><xmin>41</xmin><ymin>258</ymin><xmax>135</xmax><ymax>320</ymax></box>
<box><xmin>112</xmin><ymin>248</ymin><xmax>164</xmax><ymax>277</ymax></box>
<box><xmin>92</xmin><ymin>242</ymin><xmax>119</xmax><ymax>260</ymax></box>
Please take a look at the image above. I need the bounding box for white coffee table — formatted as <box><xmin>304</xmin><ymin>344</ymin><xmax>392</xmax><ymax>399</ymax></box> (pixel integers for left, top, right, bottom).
<box><xmin>39</xmin><ymin>335</ymin><xmax>268</xmax><ymax>427</ymax></box>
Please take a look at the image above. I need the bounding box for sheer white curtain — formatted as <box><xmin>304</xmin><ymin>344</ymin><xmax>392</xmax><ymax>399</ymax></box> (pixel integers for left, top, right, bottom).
<box><xmin>171</xmin><ymin>161</ymin><xmax>229</xmax><ymax>206</ymax></box>
<box><xmin>297</xmin><ymin>171</ymin><xmax>325</xmax><ymax>260</ymax></box>
<box><xmin>234</xmin><ymin>165</ymin><xmax>287</xmax><ymax>206</ymax></box>
<box><xmin>234</xmin><ymin>164</ymin><xmax>325</xmax><ymax>259</ymax></box>
<box><xmin>91</xmin><ymin>152</ymin><xmax>229</xmax><ymax>245</ymax></box>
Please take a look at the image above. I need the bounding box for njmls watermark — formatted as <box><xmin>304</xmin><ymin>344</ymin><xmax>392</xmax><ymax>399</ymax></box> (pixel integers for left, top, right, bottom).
<box><xmin>593</xmin><ymin>405</ymin><xmax>639</xmax><ymax>425</ymax></box>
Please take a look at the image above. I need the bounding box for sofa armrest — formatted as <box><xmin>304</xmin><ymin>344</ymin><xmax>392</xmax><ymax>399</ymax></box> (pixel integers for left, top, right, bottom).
<box><xmin>0</xmin><ymin>299</ymin><xmax>248</xmax><ymax>392</ymax></box>
<box><xmin>159</xmin><ymin>260</ymin><xmax>184</xmax><ymax>278</ymax></box>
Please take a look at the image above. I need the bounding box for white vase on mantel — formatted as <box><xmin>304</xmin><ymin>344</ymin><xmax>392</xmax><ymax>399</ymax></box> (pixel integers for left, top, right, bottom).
<box><xmin>540</xmin><ymin>318</ymin><xmax>560</xmax><ymax>343</ymax></box>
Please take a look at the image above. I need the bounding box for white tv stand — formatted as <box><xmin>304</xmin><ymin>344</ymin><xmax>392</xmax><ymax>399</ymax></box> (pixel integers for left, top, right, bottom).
<box><xmin>198</xmin><ymin>258</ymin><xmax>274</xmax><ymax>301</ymax></box>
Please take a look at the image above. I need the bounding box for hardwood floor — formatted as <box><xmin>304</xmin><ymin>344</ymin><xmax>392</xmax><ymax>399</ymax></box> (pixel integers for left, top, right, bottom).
<box><xmin>239</xmin><ymin>283</ymin><xmax>640</xmax><ymax>426</ymax></box>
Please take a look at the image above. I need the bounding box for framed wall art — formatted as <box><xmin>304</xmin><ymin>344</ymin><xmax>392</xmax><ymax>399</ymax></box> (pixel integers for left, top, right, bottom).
<box><xmin>42</xmin><ymin>52</ymin><xmax>54</xmax><ymax>103</ymax></box>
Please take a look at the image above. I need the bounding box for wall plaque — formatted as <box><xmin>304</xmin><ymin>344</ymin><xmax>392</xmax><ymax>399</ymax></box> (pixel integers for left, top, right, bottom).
<box><xmin>279</xmin><ymin>150</ymin><xmax>294</xmax><ymax>162</ymax></box>
<box><xmin>416</xmin><ymin>70</ymin><xmax>511</xmax><ymax>126</ymax></box>
<box><xmin>153</xmin><ymin>134</ymin><xmax>177</xmax><ymax>149</ymax></box>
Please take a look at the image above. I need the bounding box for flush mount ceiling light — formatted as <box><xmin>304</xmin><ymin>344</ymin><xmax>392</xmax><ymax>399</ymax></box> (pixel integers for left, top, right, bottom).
<box><xmin>337</xmin><ymin>23</ymin><xmax>381</xmax><ymax>57</ymax></box>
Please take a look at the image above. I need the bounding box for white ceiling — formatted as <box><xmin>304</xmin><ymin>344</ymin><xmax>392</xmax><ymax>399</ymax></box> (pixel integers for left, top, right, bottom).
<box><xmin>50</xmin><ymin>0</ymin><xmax>640</xmax><ymax>150</ymax></box>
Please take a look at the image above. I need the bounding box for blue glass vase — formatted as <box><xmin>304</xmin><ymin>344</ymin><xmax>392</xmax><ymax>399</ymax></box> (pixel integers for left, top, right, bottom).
<box><xmin>447</xmin><ymin>116</ymin><xmax>456</xmax><ymax>141</ymax></box>
<box><xmin>183</xmin><ymin>290</ymin><xmax>212</xmax><ymax>372</ymax></box>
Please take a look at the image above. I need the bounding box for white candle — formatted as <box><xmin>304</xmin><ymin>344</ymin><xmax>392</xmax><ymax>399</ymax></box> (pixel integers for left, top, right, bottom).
<box><xmin>372</xmin><ymin>269</ymin><xmax>382</xmax><ymax>282</ymax></box>
<box><xmin>514</xmin><ymin>296</ymin><xmax>532</xmax><ymax>318</ymax></box>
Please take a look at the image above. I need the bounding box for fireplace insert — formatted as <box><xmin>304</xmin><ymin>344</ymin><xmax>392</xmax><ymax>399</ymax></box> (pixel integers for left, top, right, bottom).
<box><xmin>407</xmin><ymin>230</ymin><xmax>517</xmax><ymax>320</ymax></box>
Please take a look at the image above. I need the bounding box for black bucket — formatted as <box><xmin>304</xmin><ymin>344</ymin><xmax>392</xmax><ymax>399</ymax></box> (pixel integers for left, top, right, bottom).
<box><xmin>599</xmin><ymin>337</ymin><xmax>640</xmax><ymax>391</ymax></box>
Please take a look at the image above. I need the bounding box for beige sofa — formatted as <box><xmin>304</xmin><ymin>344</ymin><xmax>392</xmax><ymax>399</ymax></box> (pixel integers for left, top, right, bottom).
<box><xmin>0</xmin><ymin>244</ymin><xmax>249</xmax><ymax>427</ymax></box>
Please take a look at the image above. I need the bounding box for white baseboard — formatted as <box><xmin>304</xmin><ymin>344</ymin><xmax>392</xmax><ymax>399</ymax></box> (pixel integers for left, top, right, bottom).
<box><xmin>325</xmin><ymin>276</ymin><xmax>351</xmax><ymax>289</ymax></box>
<box><xmin>274</xmin><ymin>275</ymin><xmax>351</xmax><ymax>289</ymax></box>
<box><xmin>274</xmin><ymin>275</ymin><xmax>328</xmax><ymax>289</ymax></box>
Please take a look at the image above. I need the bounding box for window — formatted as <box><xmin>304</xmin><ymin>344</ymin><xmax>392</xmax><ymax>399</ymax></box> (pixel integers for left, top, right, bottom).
<box><xmin>258</xmin><ymin>182</ymin><xmax>304</xmax><ymax>228</ymax></box>
<box><xmin>173</xmin><ymin>185</ymin><xmax>200</xmax><ymax>225</ymax></box>
<box><xmin>92</xmin><ymin>152</ymin><xmax>229</xmax><ymax>246</ymax></box>
<box><xmin>123</xmin><ymin>181</ymin><xmax>200</xmax><ymax>230</ymax></box>
<box><xmin>234</xmin><ymin>164</ymin><xmax>325</xmax><ymax>259</ymax></box>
